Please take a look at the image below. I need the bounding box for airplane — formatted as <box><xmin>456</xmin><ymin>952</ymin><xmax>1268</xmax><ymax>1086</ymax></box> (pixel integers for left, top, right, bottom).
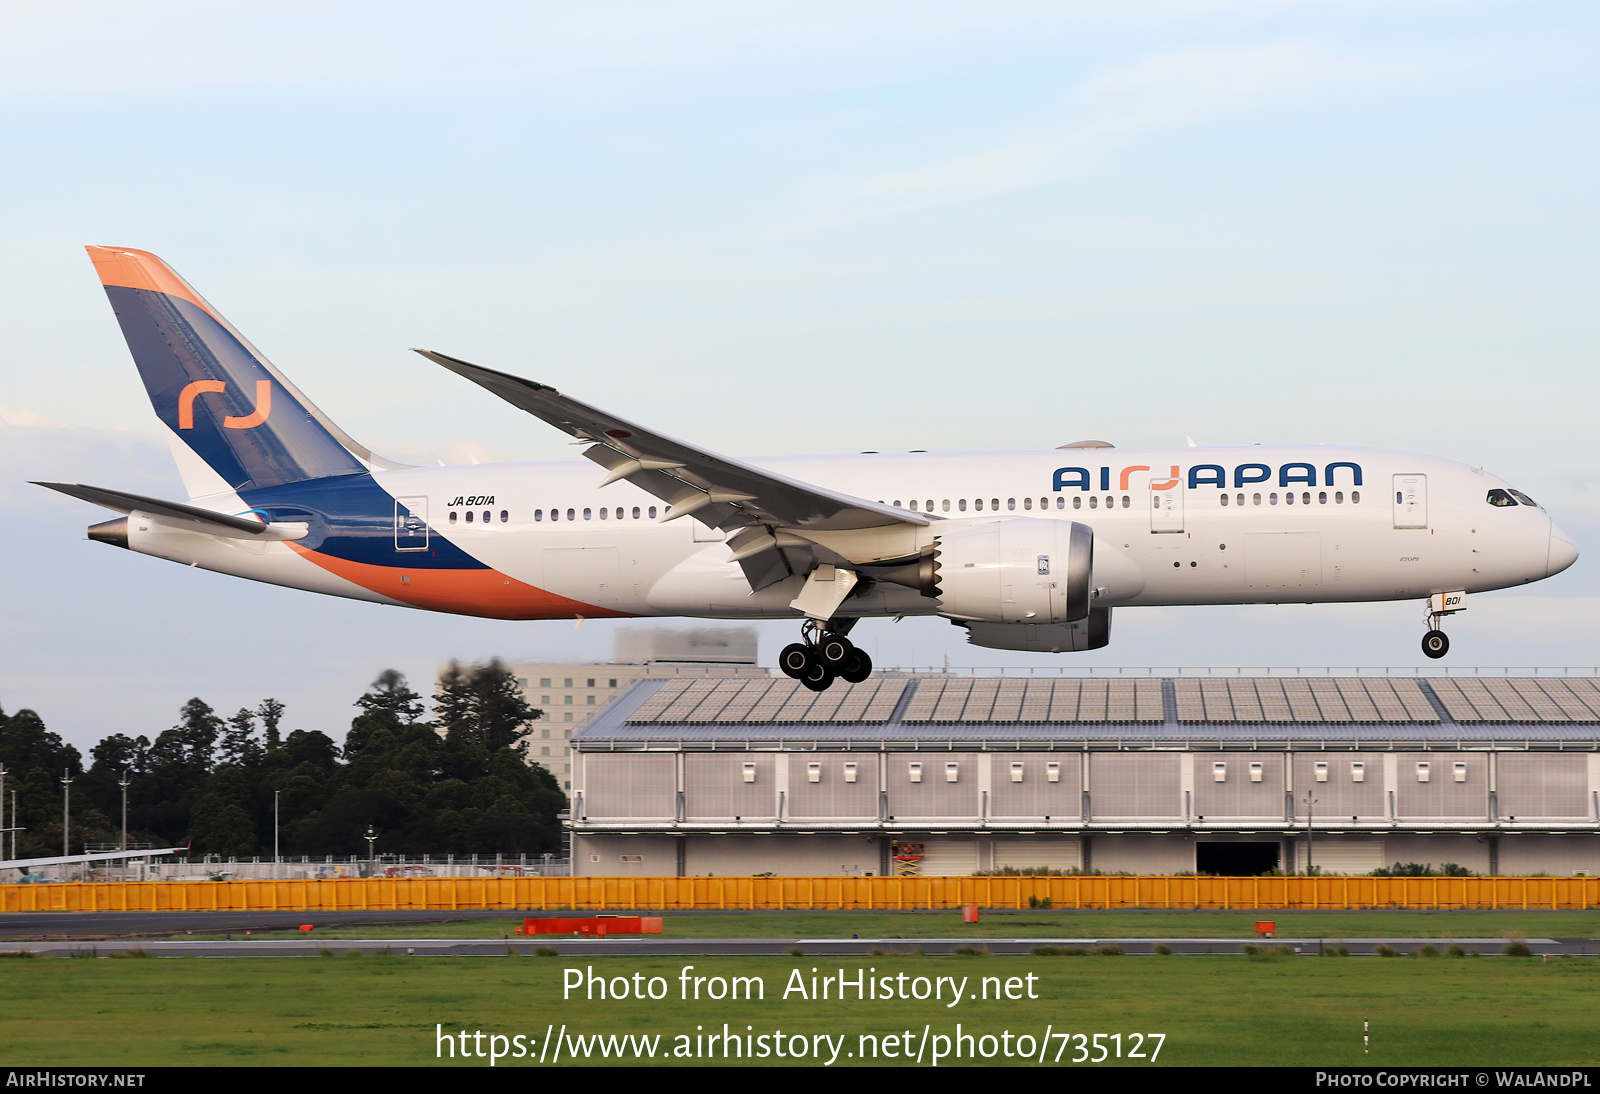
<box><xmin>38</xmin><ymin>246</ymin><xmax>1578</xmax><ymax>691</ymax></box>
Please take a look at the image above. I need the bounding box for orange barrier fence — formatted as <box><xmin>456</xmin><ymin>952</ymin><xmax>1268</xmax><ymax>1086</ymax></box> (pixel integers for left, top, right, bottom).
<box><xmin>1</xmin><ymin>875</ymin><xmax>1596</xmax><ymax>913</ymax></box>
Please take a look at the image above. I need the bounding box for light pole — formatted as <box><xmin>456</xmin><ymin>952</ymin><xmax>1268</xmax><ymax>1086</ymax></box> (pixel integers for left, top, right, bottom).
<box><xmin>364</xmin><ymin>825</ymin><xmax>378</xmax><ymax>877</ymax></box>
<box><xmin>273</xmin><ymin>790</ymin><xmax>281</xmax><ymax>868</ymax></box>
<box><xmin>60</xmin><ymin>769</ymin><xmax>74</xmax><ymax>858</ymax></box>
<box><xmin>118</xmin><ymin>771</ymin><xmax>132</xmax><ymax>853</ymax></box>
<box><xmin>1303</xmin><ymin>791</ymin><xmax>1319</xmax><ymax>875</ymax></box>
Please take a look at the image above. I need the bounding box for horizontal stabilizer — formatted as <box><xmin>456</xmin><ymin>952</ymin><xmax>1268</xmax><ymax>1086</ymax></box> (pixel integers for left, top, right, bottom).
<box><xmin>33</xmin><ymin>482</ymin><xmax>305</xmax><ymax>540</ymax></box>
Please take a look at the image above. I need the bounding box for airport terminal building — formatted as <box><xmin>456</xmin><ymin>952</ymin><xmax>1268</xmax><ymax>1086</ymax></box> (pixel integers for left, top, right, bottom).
<box><xmin>568</xmin><ymin>672</ymin><xmax>1600</xmax><ymax>878</ymax></box>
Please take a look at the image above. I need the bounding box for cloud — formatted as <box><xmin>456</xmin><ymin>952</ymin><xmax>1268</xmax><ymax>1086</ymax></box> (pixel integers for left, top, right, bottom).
<box><xmin>861</xmin><ymin>41</ymin><xmax>1354</xmax><ymax>210</ymax></box>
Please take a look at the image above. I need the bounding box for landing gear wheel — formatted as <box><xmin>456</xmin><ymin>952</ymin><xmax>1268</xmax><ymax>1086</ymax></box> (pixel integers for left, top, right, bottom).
<box><xmin>840</xmin><ymin>648</ymin><xmax>872</xmax><ymax>684</ymax></box>
<box><xmin>800</xmin><ymin>660</ymin><xmax>835</xmax><ymax>692</ymax></box>
<box><xmin>779</xmin><ymin>643</ymin><xmax>814</xmax><ymax>680</ymax></box>
<box><xmin>1422</xmin><ymin>629</ymin><xmax>1449</xmax><ymax>659</ymax></box>
<box><xmin>817</xmin><ymin>632</ymin><xmax>854</xmax><ymax>669</ymax></box>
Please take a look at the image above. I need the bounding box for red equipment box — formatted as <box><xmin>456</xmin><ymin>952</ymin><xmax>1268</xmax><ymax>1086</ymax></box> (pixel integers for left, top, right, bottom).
<box><xmin>521</xmin><ymin>916</ymin><xmax>663</xmax><ymax>936</ymax></box>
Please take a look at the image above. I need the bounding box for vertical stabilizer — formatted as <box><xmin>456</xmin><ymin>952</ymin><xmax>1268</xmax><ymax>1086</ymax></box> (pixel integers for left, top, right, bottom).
<box><xmin>87</xmin><ymin>246</ymin><xmax>384</xmax><ymax>492</ymax></box>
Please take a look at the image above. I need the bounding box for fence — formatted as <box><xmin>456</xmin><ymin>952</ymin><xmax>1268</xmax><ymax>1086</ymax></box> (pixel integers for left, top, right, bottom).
<box><xmin>1</xmin><ymin>875</ymin><xmax>1595</xmax><ymax>913</ymax></box>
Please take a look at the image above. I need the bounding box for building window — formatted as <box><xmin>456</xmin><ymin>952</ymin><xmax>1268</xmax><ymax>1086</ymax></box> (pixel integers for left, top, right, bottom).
<box><xmin>587</xmin><ymin>695</ymin><xmax>596</xmax><ymax>705</ymax></box>
<box><xmin>586</xmin><ymin>678</ymin><xmax>595</xmax><ymax>687</ymax></box>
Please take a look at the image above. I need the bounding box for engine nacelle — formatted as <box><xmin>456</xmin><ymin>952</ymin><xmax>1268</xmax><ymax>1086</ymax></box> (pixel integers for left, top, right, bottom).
<box><xmin>960</xmin><ymin>609</ymin><xmax>1112</xmax><ymax>652</ymax></box>
<box><xmin>933</xmin><ymin>518</ymin><xmax>1093</xmax><ymax>624</ymax></box>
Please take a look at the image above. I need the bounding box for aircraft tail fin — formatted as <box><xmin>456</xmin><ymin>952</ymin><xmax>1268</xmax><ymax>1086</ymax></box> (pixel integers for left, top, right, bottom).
<box><xmin>86</xmin><ymin>246</ymin><xmax>408</xmax><ymax>494</ymax></box>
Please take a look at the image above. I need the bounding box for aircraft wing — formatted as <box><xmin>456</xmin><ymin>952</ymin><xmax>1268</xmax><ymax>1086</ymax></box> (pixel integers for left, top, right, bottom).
<box><xmin>415</xmin><ymin>349</ymin><xmax>934</xmax><ymax>591</ymax></box>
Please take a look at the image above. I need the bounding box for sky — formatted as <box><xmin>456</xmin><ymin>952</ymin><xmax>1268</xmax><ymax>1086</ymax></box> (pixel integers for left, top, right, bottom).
<box><xmin>2</xmin><ymin>1</ymin><xmax>1598</xmax><ymax>753</ymax></box>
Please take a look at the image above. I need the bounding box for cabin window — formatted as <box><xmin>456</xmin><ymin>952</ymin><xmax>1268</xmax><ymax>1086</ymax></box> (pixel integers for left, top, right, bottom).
<box><xmin>942</xmin><ymin>499</ymin><xmax>950</xmax><ymax>512</ymax></box>
<box><xmin>501</xmin><ymin>510</ymin><xmax>509</xmax><ymax>522</ymax></box>
<box><xmin>449</xmin><ymin>511</ymin><xmax>458</xmax><ymax>523</ymax></box>
<box><xmin>599</xmin><ymin>507</ymin><xmax>608</xmax><ymax>519</ymax></box>
<box><xmin>991</xmin><ymin>498</ymin><xmax>999</xmax><ymax>510</ymax></box>
<box><xmin>1318</xmin><ymin>492</ymin><xmax>1327</xmax><ymax>505</ymax></box>
<box><xmin>1007</xmin><ymin>498</ymin><xmax>1016</xmax><ymax>510</ymax></box>
<box><xmin>1121</xmin><ymin>495</ymin><xmax>1130</xmax><ymax>508</ymax></box>
<box><xmin>1089</xmin><ymin>496</ymin><xmax>1098</xmax><ymax>509</ymax></box>
<box><xmin>1073</xmin><ymin>496</ymin><xmax>1082</xmax><ymax>509</ymax></box>
<box><xmin>893</xmin><ymin>500</ymin><xmax>902</xmax><ymax>508</ymax></box>
<box><xmin>567</xmin><ymin>509</ymin><xmax>575</xmax><ymax>521</ymax></box>
<box><xmin>1302</xmin><ymin>493</ymin><xmax>1310</xmax><ymax>505</ymax></box>
<box><xmin>1270</xmin><ymin>492</ymin><xmax>1279</xmax><ymax>505</ymax></box>
<box><xmin>974</xmin><ymin>498</ymin><xmax>983</xmax><ymax>511</ymax></box>
<box><xmin>1105</xmin><ymin>496</ymin><xmax>1114</xmax><ymax>508</ymax></box>
<box><xmin>926</xmin><ymin>500</ymin><xmax>934</xmax><ymax>511</ymax></box>
<box><xmin>583</xmin><ymin>508</ymin><xmax>592</xmax><ymax>520</ymax></box>
<box><xmin>1056</xmin><ymin>497</ymin><xmax>1065</xmax><ymax>509</ymax></box>
<box><xmin>633</xmin><ymin>507</ymin><xmax>641</xmax><ymax>519</ymax></box>
<box><xmin>649</xmin><ymin>506</ymin><xmax>658</xmax><ymax>518</ymax></box>
<box><xmin>958</xmin><ymin>498</ymin><xmax>967</xmax><ymax>511</ymax></box>
<box><xmin>1253</xmin><ymin>493</ymin><xmax>1261</xmax><ymax>505</ymax></box>
<box><xmin>1335</xmin><ymin>492</ymin><xmax>1343</xmax><ymax>503</ymax></box>
<box><xmin>1285</xmin><ymin>492</ymin><xmax>1294</xmax><ymax>505</ymax></box>
<box><xmin>1221</xmin><ymin>493</ymin><xmax>1230</xmax><ymax>507</ymax></box>
<box><xmin>1041</xmin><ymin>497</ymin><xmax>1049</xmax><ymax>509</ymax></box>
<box><xmin>1023</xmin><ymin>497</ymin><xmax>1033</xmax><ymax>510</ymax></box>
<box><xmin>535</xmin><ymin>509</ymin><xmax>543</xmax><ymax>521</ymax></box>
<box><xmin>909</xmin><ymin>500</ymin><xmax>918</xmax><ymax>511</ymax></box>
<box><xmin>1352</xmin><ymin>491</ymin><xmax>1361</xmax><ymax>503</ymax></box>
<box><xmin>482</xmin><ymin>511</ymin><xmax>490</xmax><ymax>523</ymax></box>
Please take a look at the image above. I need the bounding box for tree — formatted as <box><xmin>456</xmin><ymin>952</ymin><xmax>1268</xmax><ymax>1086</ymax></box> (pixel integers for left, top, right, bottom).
<box><xmin>218</xmin><ymin>709</ymin><xmax>263</xmax><ymax>768</ymax></box>
<box><xmin>434</xmin><ymin>659</ymin><xmax>541</xmax><ymax>755</ymax></box>
<box><xmin>256</xmin><ymin>698</ymin><xmax>285</xmax><ymax>753</ymax></box>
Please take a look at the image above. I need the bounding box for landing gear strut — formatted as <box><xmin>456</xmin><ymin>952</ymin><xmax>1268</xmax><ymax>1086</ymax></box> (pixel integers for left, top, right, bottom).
<box><xmin>778</xmin><ymin>619</ymin><xmax>872</xmax><ymax>692</ymax></box>
<box><xmin>1420</xmin><ymin>592</ymin><xmax>1465</xmax><ymax>660</ymax></box>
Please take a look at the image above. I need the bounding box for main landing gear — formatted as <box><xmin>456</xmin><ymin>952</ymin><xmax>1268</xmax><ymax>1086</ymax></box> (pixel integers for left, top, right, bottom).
<box><xmin>779</xmin><ymin>619</ymin><xmax>873</xmax><ymax>692</ymax></box>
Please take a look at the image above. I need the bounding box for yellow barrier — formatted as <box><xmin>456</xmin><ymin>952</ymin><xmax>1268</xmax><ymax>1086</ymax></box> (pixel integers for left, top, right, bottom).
<box><xmin>0</xmin><ymin>875</ymin><xmax>1596</xmax><ymax>913</ymax></box>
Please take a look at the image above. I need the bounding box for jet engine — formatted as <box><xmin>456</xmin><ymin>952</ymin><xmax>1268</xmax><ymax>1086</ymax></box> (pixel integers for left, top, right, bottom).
<box><xmin>932</xmin><ymin>518</ymin><xmax>1094</xmax><ymax>624</ymax></box>
<box><xmin>958</xmin><ymin>609</ymin><xmax>1112</xmax><ymax>652</ymax></box>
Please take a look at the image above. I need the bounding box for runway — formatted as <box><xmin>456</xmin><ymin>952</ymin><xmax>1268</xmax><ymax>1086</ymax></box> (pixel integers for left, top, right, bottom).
<box><xmin>2</xmin><ymin>936</ymin><xmax>1588</xmax><ymax>958</ymax></box>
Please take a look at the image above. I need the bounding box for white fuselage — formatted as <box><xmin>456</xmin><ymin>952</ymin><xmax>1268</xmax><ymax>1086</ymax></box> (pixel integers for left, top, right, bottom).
<box><xmin>125</xmin><ymin>444</ymin><xmax>1572</xmax><ymax>624</ymax></box>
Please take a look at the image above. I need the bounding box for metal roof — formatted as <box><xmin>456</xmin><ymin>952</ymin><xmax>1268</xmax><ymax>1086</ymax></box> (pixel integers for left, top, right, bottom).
<box><xmin>574</xmin><ymin>676</ymin><xmax>1600</xmax><ymax>751</ymax></box>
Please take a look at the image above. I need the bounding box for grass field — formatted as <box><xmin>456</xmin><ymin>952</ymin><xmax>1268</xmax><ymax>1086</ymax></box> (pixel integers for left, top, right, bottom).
<box><xmin>2</xmin><ymin>952</ymin><xmax>1596</xmax><ymax>1067</ymax></box>
<box><xmin>151</xmin><ymin>909</ymin><xmax>1600</xmax><ymax>942</ymax></box>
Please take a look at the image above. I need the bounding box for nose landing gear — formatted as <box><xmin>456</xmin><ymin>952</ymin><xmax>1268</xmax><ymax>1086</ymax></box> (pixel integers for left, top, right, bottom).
<box><xmin>778</xmin><ymin>620</ymin><xmax>873</xmax><ymax>692</ymax></box>
<box><xmin>1420</xmin><ymin>592</ymin><xmax>1465</xmax><ymax>660</ymax></box>
<box><xmin>1422</xmin><ymin>628</ymin><xmax>1450</xmax><ymax>659</ymax></box>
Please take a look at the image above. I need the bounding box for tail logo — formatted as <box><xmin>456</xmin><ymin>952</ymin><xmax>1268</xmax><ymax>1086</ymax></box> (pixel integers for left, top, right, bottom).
<box><xmin>178</xmin><ymin>379</ymin><xmax>272</xmax><ymax>430</ymax></box>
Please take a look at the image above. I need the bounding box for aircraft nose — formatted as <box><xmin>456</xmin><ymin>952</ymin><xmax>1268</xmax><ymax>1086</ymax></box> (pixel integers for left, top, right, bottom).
<box><xmin>1548</xmin><ymin>522</ymin><xmax>1579</xmax><ymax>577</ymax></box>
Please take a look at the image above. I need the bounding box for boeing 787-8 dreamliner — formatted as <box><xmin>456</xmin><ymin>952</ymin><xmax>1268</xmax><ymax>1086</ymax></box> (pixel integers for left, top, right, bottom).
<box><xmin>38</xmin><ymin>247</ymin><xmax>1578</xmax><ymax>690</ymax></box>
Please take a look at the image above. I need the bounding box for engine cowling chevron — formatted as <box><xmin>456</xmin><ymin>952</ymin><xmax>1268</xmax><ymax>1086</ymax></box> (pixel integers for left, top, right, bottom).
<box><xmin>930</xmin><ymin>518</ymin><xmax>1094</xmax><ymax>624</ymax></box>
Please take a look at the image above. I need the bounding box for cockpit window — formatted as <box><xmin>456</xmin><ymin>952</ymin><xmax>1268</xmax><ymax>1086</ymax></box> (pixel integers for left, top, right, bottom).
<box><xmin>1508</xmin><ymin>489</ymin><xmax>1538</xmax><ymax>507</ymax></box>
<box><xmin>1486</xmin><ymin>489</ymin><xmax>1517</xmax><ymax>507</ymax></box>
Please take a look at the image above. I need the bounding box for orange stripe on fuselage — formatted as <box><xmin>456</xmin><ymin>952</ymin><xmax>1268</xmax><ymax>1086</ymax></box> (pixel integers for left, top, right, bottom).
<box><xmin>85</xmin><ymin>245</ymin><xmax>221</xmax><ymax>321</ymax></box>
<box><xmin>286</xmin><ymin>542</ymin><xmax>631</xmax><ymax>621</ymax></box>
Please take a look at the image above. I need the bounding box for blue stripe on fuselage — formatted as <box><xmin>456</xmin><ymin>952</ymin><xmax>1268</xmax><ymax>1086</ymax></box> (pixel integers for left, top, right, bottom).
<box><xmin>241</xmin><ymin>474</ymin><xmax>487</xmax><ymax>570</ymax></box>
